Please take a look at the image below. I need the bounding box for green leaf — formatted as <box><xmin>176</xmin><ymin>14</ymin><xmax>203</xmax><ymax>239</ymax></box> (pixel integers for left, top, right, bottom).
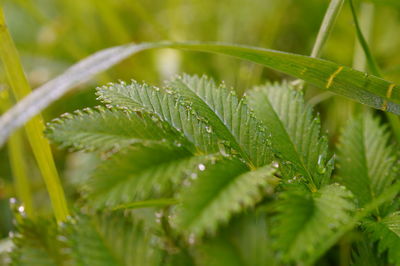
<box><xmin>337</xmin><ymin>112</ymin><xmax>397</xmax><ymax>208</ymax></box>
<box><xmin>3</xmin><ymin>41</ymin><xmax>400</xmax><ymax>147</ymax></box>
<box><xmin>195</xmin><ymin>237</ymin><xmax>243</xmax><ymax>266</ymax></box>
<box><xmin>87</xmin><ymin>143</ymin><xmax>217</xmax><ymax>209</ymax></box>
<box><xmin>176</xmin><ymin>158</ymin><xmax>277</xmax><ymax>236</ymax></box>
<box><xmin>96</xmin><ymin>80</ymin><xmax>219</xmax><ymax>154</ymax></box>
<box><xmin>248</xmin><ymin>82</ymin><xmax>332</xmax><ymax>190</ymax></box>
<box><xmin>45</xmin><ymin>107</ymin><xmax>174</xmax><ymax>152</ymax></box>
<box><xmin>273</xmin><ymin>183</ymin><xmax>355</xmax><ymax>263</ymax></box>
<box><xmin>363</xmin><ymin>212</ymin><xmax>400</xmax><ymax>265</ymax></box>
<box><xmin>197</xmin><ymin>212</ymin><xmax>277</xmax><ymax>266</ymax></box>
<box><xmin>68</xmin><ymin>212</ymin><xmax>162</xmax><ymax>266</ymax></box>
<box><xmin>9</xmin><ymin>218</ymin><xmax>69</xmax><ymax>266</ymax></box>
<box><xmin>167</xmin><ymin>74</ymin><xmax>272</xmax><ymax>167</ymax></box>
<box><xmin>352</xmin><ymin>239</ymin><xmax>385</xmax><ymax>266</ymax></box>
<box><xmin>112</xmin><ymin>198</ymin><xmax>179</xmax><ymax>210</ymax></box>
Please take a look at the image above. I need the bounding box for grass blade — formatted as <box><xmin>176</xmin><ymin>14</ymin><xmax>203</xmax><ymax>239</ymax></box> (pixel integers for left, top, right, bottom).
<box><xmin>1</xmin><ymin>41</ymin><xmax>399</xmax><ymax>146</ymax></box>
<box><xmin>0</xmin><ymin>7</ymin><xmax>69</xmax><ymax>222</ymax></box>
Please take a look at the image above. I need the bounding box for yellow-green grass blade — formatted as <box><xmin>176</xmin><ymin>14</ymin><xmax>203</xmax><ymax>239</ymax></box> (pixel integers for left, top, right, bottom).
<box><xmin>0</xmin><ymin>92</ymin><xmax>33</xmax><ymax>218</ymax></box>
<box><xmin>0</xmin><ymin>7</ymin><xmax>69</xmax><ymax>222</ymax></box>
<box><xmin>1</xmin><ymin>41</ymin><xmax>399</xmax><ymax>146</ymax></box>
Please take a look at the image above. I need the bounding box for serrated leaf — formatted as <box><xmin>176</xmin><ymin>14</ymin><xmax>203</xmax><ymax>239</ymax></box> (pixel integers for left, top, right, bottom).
<box><xmin>273</xmin><ymin>183</ymin><xmax>355</xmax><ymax>263</ymax></box>
<box><xmin>195</xmin><ymin>237</ymin><xmax>243</xmax><ymax>266</ymax></box>
<box><xmin>197</xmin><ymin>212</ymin><xmax>277</xmax><ymax>266</ymax></box>
<box><xmin>87</xmin><ymin>143</ymin><xmax>218</xmax><ymax>209</ymax></box>
<box><xmin>248</xmin><ymin>82</ymin><xmax>331</xmax><ymax>189</ymax></box>
<box><xmin>167</xmin><ymin>74</ymin><xmax>272</xmax><ymax>167</ymax></box>
<box><xmin>46</xmin><ymin>107</ymin><xmax>175</xmax><ymax>152</ymax></box>
<box><xmin>68</xmin><ymin>212</ymin><xmax>162</xmax><ymax>266</ymax></box>
<box><xmin>351</xmin><ymin>238</ymin><xmax>385</xmax><ymax>266</ymax></box>
<box><xmin>96</xmin><ymin>81</ymin><xmax>219</xmax><ymax>154</ymax></box>
<box><xmin>176</xmin><ymin>158</ymin><xmax>277</xmax><ymax>236</ymax></box>
<box><xmin>9</xmin><ymin>218</ymin><xmax>69</xmax><ymax>266</ymax></box>
<box><xmin>363</xmin><ymin>212</ymin><xmax>400</xmax><ymax>265</ymax></box>
<box><xmin>337</xmin><ymin>112</ymin><xmax>397</xmax><ymax>208</ymax></box>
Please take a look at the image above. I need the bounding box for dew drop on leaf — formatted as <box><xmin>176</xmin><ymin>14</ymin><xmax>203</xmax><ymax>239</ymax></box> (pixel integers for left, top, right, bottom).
<box><xmin>317</xmin><ymin>154</ymin><xmax>326</xmax><ymax>174</ymax></box>
<box><xmin>198</xmin><ymin>164</ymin><xmax>206</xmax><ymax>171</ymax></box>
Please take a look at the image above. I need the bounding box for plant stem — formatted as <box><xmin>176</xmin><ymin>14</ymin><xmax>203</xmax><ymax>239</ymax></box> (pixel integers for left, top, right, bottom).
<box><xmin>8</xmin><ymin>131</ymin><xmax>34</xmax><ymax>217</ymax></box>
<box><xmin>0</xmin><ymin>7</ymin><xmax>69</xmax><ymax>222</ymax></box>
<box><xmin>294</xmin><ymin>0</ymin><xmax>344</xmax><ymax>88</ymax></box>
<box><xmin>349</xmin><ymin>0</ymin><xmax>400</xmax><ymax>143</ymax></box>
<box><xmin>310</xmin><ymin>0</ymin><xmax>345</xmax><ymax>58</ymax></box>
<box><xmin>0</xmin><ymin>92</ymin><xmax>33</xmax><ymax>217</ymax></box>
<box><xmin>352</xmin><ymin>3</ymin><xmax>375</xmax><ymax>72</ymax></box>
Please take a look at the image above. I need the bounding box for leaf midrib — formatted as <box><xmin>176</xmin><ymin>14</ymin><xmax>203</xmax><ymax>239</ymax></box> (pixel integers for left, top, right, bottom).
<box><xmin>171</xmin><ymin>80</ymin><xmax>252</xmax><ymax>166</ymax></box>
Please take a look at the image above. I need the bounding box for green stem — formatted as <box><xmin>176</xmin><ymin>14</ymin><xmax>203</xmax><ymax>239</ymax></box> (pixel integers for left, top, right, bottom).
<box><xmin>352</xmin><ymin>3</ymin><xmax>375</xmax><ymax>72</ymax></box>
<box><xmin>294</xmin><ymin>0</ymin><xmax>344</xmax><ymax>88</ymax></box>
<box><xmin>0</xmin><ymin>7</ymin><xmax>69</xmax><ymax>222</ymax></box>
<box><xmin>349</xmin><ymin>0</ymin><xmax>400</xmax><ymax>143</ymax></box>
<box><xmin>0</xmin><ymin>92</ymin><xmax>33</xmax><ymax>217</ymax></box>
<box><xmin>8</xmin><ymin>131</ymin><xmax>34</xmax><ymax>217</ymax></box>
<box><xmin>310</xmin><ymin>0</ymin><xmax>345</xmax><ymax>58</ymax></box>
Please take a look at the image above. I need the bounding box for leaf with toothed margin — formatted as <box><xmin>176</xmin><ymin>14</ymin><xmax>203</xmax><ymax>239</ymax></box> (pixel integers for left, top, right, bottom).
<box><xmin>175</xmin><ymin>158</ymin><xmax>278</xmax><ymax>236</ymax></box>
<box><xmin>96</xmin><ymin>81</ymin><xmax>219</xmax><ymax>154</ymax></box>
<box><xmin>272</xmin><ymin>183</ymin><xmax>355</xmax><ymax>263</ymax></box>
<box><xmin>247</xmin><ymin>82</ymin><xmax>332</xmax><ymax>190</ymax></box>
<box><xmin>45</xmin><ymin>106</ymin><xmax>187</xmax><ymax>152</ymax></box>
<box><xmin>86</xmin><ymin>143</ymin><xmax>220</xmax><ymax>209</ymax></box>
<box><xmin>167</xmin><ymin>74</ymin><xmax>273</xmax><ymax>168</ymax></box>
<box><xmin>337</xmin><ymin>112</ymin><xmax>398</xmax><ymax>209</ymax></box>
<box><xmin>363</xmin><ymin>212</ymin><xmax>400</xmax><ymax>265</ymax></box>
<box><xmin>67</xmin><ymin>212</ymin><xmax>163</xmax><ymax>266</ymax></box>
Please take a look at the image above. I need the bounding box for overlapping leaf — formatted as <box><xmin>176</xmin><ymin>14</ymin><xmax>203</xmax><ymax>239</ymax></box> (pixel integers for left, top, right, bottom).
<box><xmin>9</xmin><ymin>218</ymin><xmax>69</xmax><ymax>266</ymax></box>
<box><xmin>248</xmin><ymin>82</ymin><xmax>332</xmax><ymax>189</ymax></box>
<box><xmin>167</xmin><ymin>74</ymin><xmax>272</xmax><ymax>167</ymax></box>
<box><xmin>96</xmin><ymin>80</ymin><xmax>219</xmax><ymax>154</ymax></box>
<box><xmin>87</xmin><ymin>144</ymin><xmax>217</xmax><ymax>209</ymax></box>
<box><xmin>196</xmin><ymin>212</ymin><xmax>277</xmax><ymax>266</ymax></box>
<box><xmin>96</xmin><ymin>76</ymin><xmax>273</xmax><ymax>166</ymax></box>
<box><xmin>176</xmin><ymin>158</ymin><xmax>277</xmax><ymax>236</ymax></box>
<box><xmin>46</xmin><ymin>107</ymin><xmax>178</xmax><ymax>152</ymax></box>
<box><xmin>363</xmin><ymin>212</ymin><xmax>400</xmax><ymax>265</ymax></box>
<box><xmin>337</xmin><ymin>113</ymin><xmax>398</xmax><ymax>208</ymax></box>
<box><xmin>67</xmin><ymin>212</ymin><xmax>162</xmax><ymax>266</ymax></box>
<box><xmin>273</xmin><ymin>183</ymin><xmax>355</xmax><ymax>263</ymax></box>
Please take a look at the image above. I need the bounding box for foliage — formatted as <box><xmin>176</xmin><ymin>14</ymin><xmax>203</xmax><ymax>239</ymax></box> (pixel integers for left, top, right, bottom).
<box><xmin>2</xmin><ymin>74</ymin><xmax>398</xmax><ymax>265</ymax></box>
<box><xmin>1</xmin><ymin>1</ymin><xmax>400</xmax><ymax>265</ymax></box>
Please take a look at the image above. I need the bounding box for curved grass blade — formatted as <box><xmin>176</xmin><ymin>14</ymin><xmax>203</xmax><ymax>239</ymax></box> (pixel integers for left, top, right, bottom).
<box><xmin>1</xmin><ymin>41</ymin><xmax>399</xmax><ymax>147</ymax></box>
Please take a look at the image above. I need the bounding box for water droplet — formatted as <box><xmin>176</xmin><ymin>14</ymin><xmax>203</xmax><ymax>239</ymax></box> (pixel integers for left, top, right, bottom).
<box><xmin>60</xmin><ymin>112</ymin><xmax>73</xmax><ymax>119</ymax></box>
<box><xmin>317</xmin><ymin>155</ymin><xmax>326</xmax><ymax>174</ymax></box>
<box><xmin>18</xmin><ymin>206</ymin><xmax>24</xmax><ymax>213</ymax></box>
<box><xmin>190</xmin><ymin>173</ymin><xmax>198</xmax><ymax>180</ymax></box>
<box><xmin>272</xmin><ymin>161</ymin><xmax>279</xmax><ymax>168</ymax></box>
<box><xmin>198</xmin><ymin>164</ymin><xmax>206</xmax><ymax>171</ymax></box>
<box><xmin>173</xmin><ymin>141</ymin><xmax>182</xmax><ymax>147</ymax></box>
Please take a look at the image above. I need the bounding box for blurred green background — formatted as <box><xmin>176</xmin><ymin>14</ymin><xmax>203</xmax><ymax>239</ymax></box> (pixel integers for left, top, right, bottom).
<box><xmin>0</xmin><ymin>0</ymin><xmax>399</xmax><ymax>238</ymax></box>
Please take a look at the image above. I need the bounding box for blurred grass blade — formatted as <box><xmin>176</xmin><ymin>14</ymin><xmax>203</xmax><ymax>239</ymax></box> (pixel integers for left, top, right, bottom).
<box><xmin>0</xmin><ymin>93</ymin><xmax>33</xmax><ymax>217</ymax></box>
<box><xmin>0</xmin><ymin>7</ymin><xmax>69</xmax><ymax>222</ymax></box>
<box><xmin>1</xmin><ymin>41</ymin><xmax>399</xmax><ymax>146</ymax></box>
<box><xmin>349</xmin><ymin>0</ymin><xmax>400</xmax><ymax>142</ymax></box>
<box><xmin>310</xmin><ymin>0</ymin><xmax>344</xmax><ymax>58</ymax></box>
<box><xmin>349</xmin><ymin>0</ymin><xmax>380</xmax><ymax>76</ymax></box>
